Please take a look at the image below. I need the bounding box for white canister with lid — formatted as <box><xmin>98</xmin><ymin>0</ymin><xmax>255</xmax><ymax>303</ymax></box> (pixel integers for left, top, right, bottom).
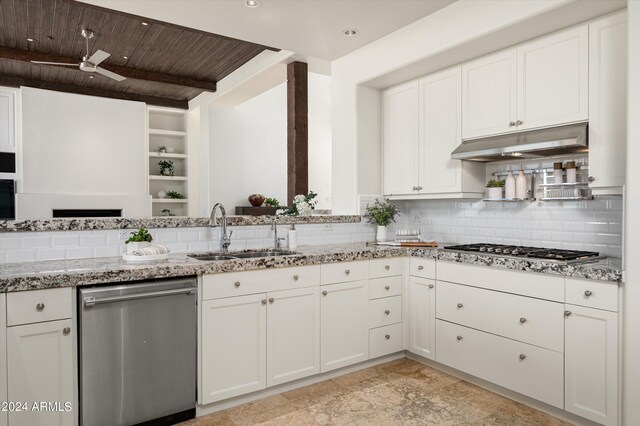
<box><xmin>504</xmin><ymin>170</ymin><xmax>516</xmax><ymax>199</ymax></box>
<box><xmin>565</xmin><ymin>161</ymin><xmax>577</xmax><ymax>184</ymax></box>
<box><xmin>516</xmin><ymin>170</ymin><xmax>528</xmax><ymax>199</ymax></box>
<box><xmin>553</xmin><ymin>162</ymin><xmax>564</xmax><ymax>184</ymax></box>
<box><xmin>288</xmin><ymin>225</ymin><xmax>298</xmax><ymax>250</ymax></box>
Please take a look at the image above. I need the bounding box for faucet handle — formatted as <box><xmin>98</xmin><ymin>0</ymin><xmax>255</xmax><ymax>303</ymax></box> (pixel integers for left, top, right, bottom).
<box><xmin>228</xmin><ymin>230</ymin><xmax>234</xmax><ymax>240</ymax></box>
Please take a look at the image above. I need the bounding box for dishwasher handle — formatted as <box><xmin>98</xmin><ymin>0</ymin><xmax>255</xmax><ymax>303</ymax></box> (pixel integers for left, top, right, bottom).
<box><xmin>84</xmin><ymin>287</ymin><xmax>197</xmax><ymax>308</ymax></box>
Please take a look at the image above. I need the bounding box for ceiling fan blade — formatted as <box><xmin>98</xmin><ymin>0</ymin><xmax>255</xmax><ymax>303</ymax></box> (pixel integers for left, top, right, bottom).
<box><xmin>87</xmin><ymin>50</ymin><xmax>110</xmax><ymax>66</ymax></box>
<box><xmin>95</xmin><ymin>66</ymin><xmax>126</xmax><ymax>82</ymax></box>
<box><xmin>31</xmin><ymin>61</ymin><xmax>79</xmax><ymax>66</ymax></box>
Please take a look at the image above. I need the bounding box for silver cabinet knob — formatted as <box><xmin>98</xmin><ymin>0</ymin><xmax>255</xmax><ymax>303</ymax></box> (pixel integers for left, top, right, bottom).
<box><xmin>584</xmin><ymin>290</ymin><xmax>593</xmax><ymax>297</ymax></box>
<box><xmin>261</xmin><ymin>299</ymin><xmax>267</xmax><ymax>305</ymax></box>
<box><xmin>428</xmin><ymin>284</ymin><xmax>434</xmax><ymax>289</ymax></box>
<box><xmin>385</xmin><ymin>334</ymin><xmax>391</xmax><ymax>340</ymax></box>
<box><xmin>565</xmin><ymin>310</ymin><xmax>572</xmax><ymax>317</ymax></box>
<box><xmin>509</xmin><ymin>121</ymin><xmax>516</xmax><ymax>127</ymax></box>
<box><xmin>385</xmin><ymin>265</ymin><xmax>391</xmax><ymax>271</ymax></box>
<box><xmin>322</xmin><ymin>291</ymin><xmax>328</xmax><ymax>296</ymax></box>
<box><xmin>588</xmin><ymin>176</ymin><xmax>595</xmax><ymax>183</ymax></box>
<box><xmin>516</xmin><ymin>120</ymin><xmax>523</xmax><ymax>125</ymax></box>
<box><xmin>520</xmin><ymin>317</ymin><xmax>527</xmax><ymax>324</ymax></box>
<box><xmin>293</xmin><ymin>274</ymin><xmax>299</xmax><ymax>281</ymax></box>
<box><xmin>234</xmin><ymin>281</ymin><xmax>241</xmax><ymax>288</ymax></box>
<box><xmin>384</xmin><ymin>285</ymin><xmax>391</xmax><ymax>291</ymax></box>
<box><xmin>418</xmin><ymin>265</ymin><xmax>424</xmax><ymax>271</ymax></box>
<box><xmin>63</xmin><ymin>327</ymin><xmax>71</xmax><ymax>336</ymax></box>
<box><xmin>519</xmin><ymin>354</ymin><xmax>527</xmax><ymax>360</ymax></box>
<box><xmin>457</xmin><ymin>303</ymin><xmax>463</xmax><ymax>309</ymax></box>
<box><xmin>36</xmin><ymin>303</ymin><xmax>45</xmax><ymax>312</ymax></box>
<box><xmin>268</xmin><ymin>298</ymin><xmax>275</xmax><ymax>304</ymax></box>
<box><xmin>456</xmin><ymin>336</ymin><xmax>463</xmax><ymax>341</ymax></box>
<box><xmin>384</xmin><ymin>310</ymin><xmax>390</xmax><ymax>315</ymax></box>
<box><xmin>345</xmin><ymin>269</ymin><xmax>351</xmax><ymax>275</ymax></box>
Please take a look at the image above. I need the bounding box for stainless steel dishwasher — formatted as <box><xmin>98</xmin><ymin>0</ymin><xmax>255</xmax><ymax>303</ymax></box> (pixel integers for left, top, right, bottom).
<box><xmin>78</xmin><ymin>277</ymin><xmax>197</xmax><ymax>426</ymax></box>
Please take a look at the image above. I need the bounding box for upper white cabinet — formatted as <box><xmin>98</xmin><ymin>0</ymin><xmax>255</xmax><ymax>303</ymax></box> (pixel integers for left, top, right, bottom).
<box><xmin>0</xmin><ymin>88</ymin><xmax>17</xmax><ymax>153</ymax></box>
<box><xmin>462</xmin><ymin>26</ymin><xmax>588</xmax><ymax>139</ymax></box>
<box><xmin>383</xmin><ymin>68</ymin><xmax>484</xmax><ymax>198</ymax></box>
<box><xmin>462</xmin><ymin>50</ymin><xmax>517</xmax><ymax>139</ymax></box>
<box><xmin>382</xmin><ymin>82</ymin><xmax>418</xmax><ymax>195</ymax></box>
<box><xmin>588</xmin><ymin>11</ymin><xmax>628</xmax><ymax>194</ymax></box>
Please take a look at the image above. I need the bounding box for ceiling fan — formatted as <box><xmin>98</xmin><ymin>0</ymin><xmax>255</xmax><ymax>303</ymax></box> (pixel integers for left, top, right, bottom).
<box><xmin>31</xmin><ymin>29</ymin><xmax>126</xmax><ymax>82</ymax></box>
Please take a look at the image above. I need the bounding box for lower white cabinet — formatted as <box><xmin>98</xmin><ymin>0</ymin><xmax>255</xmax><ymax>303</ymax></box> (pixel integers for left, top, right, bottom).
<box><xmin>0</xmin><ymin>294</ymin><xmax>7</xmax><ymax>426</ymax></box>
<box><xmin>320</xmin><ymin>280</ymin><xmax>369</xmax><ymax>372</ymax></box>
<box><xmin>266</xmin><ymin>287</ymin><xmax>320</xmax><ymax>387</ymax></box>
<box><xmin>564</xmin><ymin>304</ymin><xmax>618</xmax><ymax>426</ymax></box>
<box><xmin>6</xmin><ymin>319</ymin><xmax>74</xmax><ymax>426</ymax></box>
<box><xmin>408</xmin><ymin>277</ymin><xmax>436</xmax><ymax>360</ymax></box>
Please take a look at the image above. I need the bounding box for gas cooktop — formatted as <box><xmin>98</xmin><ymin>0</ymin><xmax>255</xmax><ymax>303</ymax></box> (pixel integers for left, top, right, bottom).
<box><xmin>443</xmin><ymin>243</ymin><xmax>603</xmax><ymax>263</ymax></box>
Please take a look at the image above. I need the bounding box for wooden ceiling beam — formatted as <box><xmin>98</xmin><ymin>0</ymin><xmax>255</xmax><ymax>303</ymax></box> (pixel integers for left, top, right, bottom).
<box><xmin>0</xmin><ymin>46</ymin><xmax>217</xmax><ymax>92</ymax></box>
<box><xmin>0</xmin><ymin>75</ymin><xmax>188</xmax><ymax>109</ymax></box>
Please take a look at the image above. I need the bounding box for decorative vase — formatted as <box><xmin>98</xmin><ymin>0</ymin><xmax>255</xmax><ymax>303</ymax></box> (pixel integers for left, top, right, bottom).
<box><xmin>487</xmin><ymin>187</ymin><xmax>503</xmax><ymax>200</ymax></box>
<box><xmin>248</xmin><ymin>194</ymin><xmax>265</xmax><ymax>207</ymax></box>
<box><xmin>126</xmin><ymin>241</ymin><xmax>151</xmax><ymax>254</ymax></box>
<box><xmin>161</xmin><ymin>169</ymin><xmax>174</xmax><ymax>176</ymax></box>
<box><xmin>376</xmin><ymin>225</ymin><xmax>388</xmax><ymax>242</ymax></box>
<box><xmin>157</xmin><ymin>190</ymin><xmax>167</xmax><ymax>199</ymax></box>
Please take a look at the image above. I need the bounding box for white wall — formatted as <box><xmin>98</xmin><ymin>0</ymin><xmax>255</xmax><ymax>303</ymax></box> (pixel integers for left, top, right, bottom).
<box><xmin>209</xmin><ymin>72</ymin><xmax>332</xmax><ymax>211</ymax></box>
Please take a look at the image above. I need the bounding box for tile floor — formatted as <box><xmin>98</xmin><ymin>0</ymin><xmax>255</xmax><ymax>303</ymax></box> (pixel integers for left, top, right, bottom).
<box><xmin>182</xmin><ymin>358</ymin><xmax>571</xmax><ymax>425</ymax></box>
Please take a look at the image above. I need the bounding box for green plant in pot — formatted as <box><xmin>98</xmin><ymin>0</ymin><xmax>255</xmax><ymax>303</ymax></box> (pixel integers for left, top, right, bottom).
<box><xmin>125</xmin><ymin>227</ymin><xmax>153</xmax><ymax>254</ymax></box>
<box><xmin>159</xmin><ymin>160</ymin><xmax>175</xmax><ymax>176</ymax></box>
<box><xmin>365</xmin><ymin>198</ymin><xmax>400</xmax><ymax>242</ymax></box>
<box><xmin>486</xmin><ymin>179</ymin><xmax>505</xmax><ymax>200</ymax></box>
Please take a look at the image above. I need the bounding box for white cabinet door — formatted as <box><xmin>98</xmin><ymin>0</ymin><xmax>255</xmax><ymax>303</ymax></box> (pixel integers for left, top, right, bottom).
<box><xmin>588</xmin><ymin>12</ymin><xmax>627</xmax><ymax>192</ymax></box>
<box><xmin>266</xmin><ymin>287</ymin><xmax>320</xmax><ymax>387</ymax></box>
<box><xmin>6</xmin><ymin>319</ymin><xmax>74</xmax><ymax>426</ymax></box>
<box><xmin>408</xmin><ymin>277</ymin><xmax>436</xmax><ymax>360</ymax></box>
<box><xmin>565</xmin><ymin>305</ymin><xmax>618</xmax><ymax>426</ymax></box>
<box><xmin>0</xmin><ymin>88</ymin><xmax>16</xmax><ymax>153</ymax></box>
<box><xmin>0</xmin><ymin>294</ymin><xmax>7</xmax><ymax>426</ymax></box>
<box><xmin>320</xmin><ymin>280</ymin><xmax>369</xmax><ymax>372</ymax></box>
<box><xmin>383</xmin><ymin>81</ymin><xmax>418</xmax><ymax>195</ymax></box>
<box><xmin>419</xmin><ymin>67</ymin><xmax>463</xmax><ymax>194</ymax></box>
<box><xmin>462</xmin><ymin>49</ymin><xmax>517</xmax><ymax>139</ymax></box>
<box><xmin>201</xmin><ymin>294</ymin><xmax>267</xmax><ymax>404</ymax></box>
<box><xmin>517</xmin><ymin>26</ymin><xmax>588</xmax><ymax>131</ymax></box>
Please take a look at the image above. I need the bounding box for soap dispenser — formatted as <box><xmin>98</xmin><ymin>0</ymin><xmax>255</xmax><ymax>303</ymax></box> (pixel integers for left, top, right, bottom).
<box><xmin>516</xmin><ymin>170</ymin><xmax>527</xmax><ymax>200</ymax></box>
<box><xmin>504</xmin><ymin>169</ymin><xmax>516</xmax><ymax>199</ymax></box>
<box><xmin>288</xmin><ymin>224</ymin><xmax>298</xmax><ymax>250</ymax></box>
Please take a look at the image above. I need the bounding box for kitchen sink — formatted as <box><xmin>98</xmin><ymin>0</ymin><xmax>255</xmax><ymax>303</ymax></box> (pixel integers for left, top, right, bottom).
<box><xmin>188</xmin><ymin>254</ymin><xmax>236</xmax><ymax>261</ymax></box>
<box><xmin>231</xmin><ymin>251</ymin><xmax>296</xmax><ymax>259</ymax></box>
<box><xmin>188</xmin><ymin>250</ymin><xmax>297</xmax><ymax>261</ymax></box>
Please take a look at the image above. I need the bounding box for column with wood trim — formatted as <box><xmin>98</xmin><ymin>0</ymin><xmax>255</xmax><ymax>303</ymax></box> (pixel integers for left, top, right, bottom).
<box><xmin>287</xmin><ymin>61</ymin><xmax>308</xmax><ymax>205</ymax></box>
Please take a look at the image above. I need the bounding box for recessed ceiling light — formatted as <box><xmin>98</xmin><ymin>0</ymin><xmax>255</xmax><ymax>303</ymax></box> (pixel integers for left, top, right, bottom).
<box><xmin>27</xmin><ymin>37</ymin><xmax>35</xmax><ymax>42</ymax></box>
<box><xmin>245</xmin><ymin>0</ymin><xmax>261</xmax><ymax>8</ymax></box>
<box><xmin>88</xmin><ymin>75</ymin><xmax>95</xmax><ymax>79</ymax></box>
<box><xmin>123</xmin><ymin>56</ymin><xmax>129</xmax><ymax>59</ymax></box>
<box><xmin>46</xmin><ymin>35</ymin><xmax>54</xmax><ymax>41</ymax></box>
<box><xmin>343</xmin><ymin>29</ymin><xmax>358</xmax><ymax>37</ymax></box>
<box><xmin>141</xmin><ymin>21</ymin><xmax>150</xmax><ymax>26</ymax></box>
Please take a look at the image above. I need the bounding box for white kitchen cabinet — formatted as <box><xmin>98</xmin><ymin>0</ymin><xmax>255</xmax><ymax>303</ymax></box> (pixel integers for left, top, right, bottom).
<box><xmin>462</xmin><ymin>50</ymin><xmax>517</xmax><ymax>139</ymax></box>
<box><xmin>588</xmin><ymin>11</ymin><xmax>628</xmax><ymax>194</ymax></box>
<box><xmin>6</xmin><ymin>319</ymin><xmax>74</xmax><ymax>426</ymax></box>
<box><xmin>516</xmin><ymin>26</ymin><xmax>588</xmax><ymax>131</ymax></box>
<box><xmin>408</xmin><ymin>277</ymin><xmax>436</xmax><ymax>360</ymax></box>
<box><xmin>0</xmin><ymin>88</ymin><xmax>17</xmax><ymax>153</ymax></box>
<box><xmin>419</xmin><ymin>68</ymin><xmax>484</xmax><ymax>195</ymax></box>
<box><xmin>382</xmin><ymin>81</ymin><xmax>418</xmax><ymax>195</ymax></box>
<box><xmin>266</xmin><ymin>287</ymin><xmax>320</xmax><ymax>387</ymax></box>
<box><xmin>0</xmin><ymin>294</ymin><xmax>7</xmax><ymax>426</ymax></box>
<box><xmin>201</xmin><ymin>294</ymin><xmax>267</xmax><ymax>404</ymax></box>
<box><xmin>320</xmin><ymin>280</ymin><xmax>369</xmax><ymax>372</ymax></box>
<box><xmin>564</xmin><ymin>304</ymin><xmax>618</xmax><ymax>426</ymax></box>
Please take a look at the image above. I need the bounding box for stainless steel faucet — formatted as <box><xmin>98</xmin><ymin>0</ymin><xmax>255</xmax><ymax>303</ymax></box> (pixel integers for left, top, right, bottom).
<box><xmin>271</xmin><ymin>219</ymin><xmax>285</xmax><ymax>250</ymax></box>
<box><xmin>210</xmin><ymin>203</ymin><xmax>233</xmax><ymax>251</ymax></box>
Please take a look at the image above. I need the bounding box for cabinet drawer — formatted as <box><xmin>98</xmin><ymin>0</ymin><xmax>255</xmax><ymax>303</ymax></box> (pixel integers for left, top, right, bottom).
<box><xmin>566</xmin><ymin>278</ymin><xmax>618</xmax><ymax>312</ymax></box>
<box><xmin>370</xmin><ymin>323</ymin><xmax>403</xmax><ymax>359</ymax></box>
<box><xmin>436</xmin><ymin>320</ymin><xmax>563</xmax><ymax>408</ymax></box>
<box><xmin>370</xmin><ymin>258</ymin><xmax>403</xmax><ymax>278</ymax></box>
<box><xmin>437</xmin><ymin>261</ymin><xmax>565</xmax><ymax>301</ymax></box>
<box><xmin>202</xmin><ymin>265</ymin><xmax>320</xmax><ymax>300</ymax></box>
<box><xmin>321</xmin><ymin>261</ymin><xmax>369</xmax><ymax>285</ymax></box>
<box><xmin>369</xmin><ymin>276</ymin><xmax>402</xmax><ymax>300</ymax></box>
<box><xmin>7</xmin><ymin>288</ymin><xmax>72</xmax><ymax>326</ymax></box>
<box><xmin>409</xmin><ymin>257</ymin><xmax>436</xmax><ymax>279</ymax></box>
<box><xmin>436</xmin><ymin>281</ymin><xmax>564</xmax><ymax>352</ymax></box>
<box><xmin>369</xmin><ymin>296</ymin><xmax>402</xmax><ymax>328</ymax></box>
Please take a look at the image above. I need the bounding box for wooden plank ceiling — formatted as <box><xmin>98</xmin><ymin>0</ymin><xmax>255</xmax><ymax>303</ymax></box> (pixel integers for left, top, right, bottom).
<box><xmin>0</xmin><ymin>0</ymin><xmax>278</xmax><ymax>108</ymax></box>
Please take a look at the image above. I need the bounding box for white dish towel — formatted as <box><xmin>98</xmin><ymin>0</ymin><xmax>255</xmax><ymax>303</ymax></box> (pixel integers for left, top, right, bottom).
<box><xmin>131</xmin><ymin>244</ymin><xmax>170</xmax><ymax>256</ymax></box>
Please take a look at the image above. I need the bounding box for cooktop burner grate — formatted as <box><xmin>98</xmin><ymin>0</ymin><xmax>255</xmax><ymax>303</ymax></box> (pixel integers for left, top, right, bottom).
<box><xmin>444</xmin><ymin>243</ymin><xmax>600</xmax><ymax>261</ymax></box>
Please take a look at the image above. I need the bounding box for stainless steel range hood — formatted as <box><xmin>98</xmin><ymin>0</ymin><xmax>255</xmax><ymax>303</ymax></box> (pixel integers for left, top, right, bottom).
<box><xmin>451</xmin><ymin>123</ymin><xmax>588</xmax><ymax>162</ymax></box>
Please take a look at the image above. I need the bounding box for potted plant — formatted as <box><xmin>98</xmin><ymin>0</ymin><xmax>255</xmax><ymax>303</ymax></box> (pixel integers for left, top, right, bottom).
<box><xmin>166</xmin><ymin>190</ymin><xmax>185</xmax><ymax>199</ymax></box>
<box><xmin>264</xmin><ymin>197</ymin><xmax>281</xmax><ymax>208</ymax></box>
<box><xmin>159</xmin><ymin>160</ymin><xmax>174</xmax><ymax>176</ymax></box>
<box><xmin>155</xmin><ymin>146</ymin><xmax>167</xmax><ymax>154</ymax></box>
<box><xmin>486</xmin><ymin>179</ymin><xmax>505</xmax><ymax>200</ymax></box>
<box><xmin>365</xmin><ymin>198</ymin><xmax>400</xmax><ymax>242</ymax></box>
<box><xmin>278</xmin><ymin>191</ymin><xmax>318</xmax><ymax>216</ymax></box>
<box><xmin>125</xmin><ymin>227</ymin><xmax>153</xmax><ymax>254</ymax></box>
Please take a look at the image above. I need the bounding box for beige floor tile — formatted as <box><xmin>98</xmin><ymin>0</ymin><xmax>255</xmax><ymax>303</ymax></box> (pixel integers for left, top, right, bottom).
<box><xmin>473</xmin><ymin>401</ymin><xmax>574</xmax><ymax>426</ymax></box>
<box><xmin>180</xmin><ymin>410</ymin><xmax>234</xmax><ymax>426</ymax></box>
<box><xmin>225</xmin><ymin>394</ymin><xmax>300</xmax><ymax>426</ymax></box>
<box><xmin>306</xmin><ymin>392</ymin><xmax>403</xmax><ymax>426</ymax></box>
<box><xmin>331</xmin><ymin>365</ymin><xmax>383</xmax><ymax>387</ymax></box>
<box><xmin>281</xmin><ymin>379</ymin><xmax>347</xmax><ymax>404</ymax></box>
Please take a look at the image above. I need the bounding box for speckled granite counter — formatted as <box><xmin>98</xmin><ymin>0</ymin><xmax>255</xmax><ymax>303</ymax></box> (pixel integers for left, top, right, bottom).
<box><xmin>0</xmin><ymin>243</ymin><xmax>622</xmax><ymax>293</ymax></box>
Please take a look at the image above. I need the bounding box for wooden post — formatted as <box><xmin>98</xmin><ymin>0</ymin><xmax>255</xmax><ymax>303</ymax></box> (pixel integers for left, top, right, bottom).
<box><xmin>287</xmin><ymin>61</ymin><xmax>308</xmax><ymax>205</ymax></box>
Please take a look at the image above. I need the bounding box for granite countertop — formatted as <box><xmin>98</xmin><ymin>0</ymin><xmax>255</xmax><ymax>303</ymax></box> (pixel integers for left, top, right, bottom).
<box><xmin>0</xmin><ymin>243</ymin><xmax>623</xmax><ymax>293</ymax></box>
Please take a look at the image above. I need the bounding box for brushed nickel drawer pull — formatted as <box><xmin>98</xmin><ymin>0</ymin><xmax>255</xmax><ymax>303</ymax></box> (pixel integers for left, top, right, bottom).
<box><xmin>261</xmin><ymin>299</ymin><xmax>267</xmax><ymax>305</ymax></box>
<box><xmin>385</xmin><ymin>334</ymin><xmax>391</xmax><ymax>340</ymax></box>
<box><xmin>385</xmin><ymin>285</ymin><xmax>391</xmax><ymax>291</ymax></box>
<box><xmin>234</xmin><ymin>281</ymin><xmax>241</xmax><ymax>288</ymax></box>
<box><xmin>519</xmin><ymin>317</ymin><xmax>527</xmax><ymax>324</ymax></box>
<box><xmin>36</xmin><ymin>303</ymin><xmax>45</xmax><ymax>312</ymax></box>
<box><xmin>385</xmin><ymin>265</ymin><xmax>391</xmax><ymax>271</ymax></box>
<box><xmin>584</xmin><ymin>290</ymin><xmax>593</xmax><ymax>297</ymax></box>
<box><xmin>519</xmin><ymin>354</ymin><xmax>527</xmax><ymax>360</ymax></box>
<box><xmin>564</xmin><ymin>310</ymin><xmax>572</xmax><ymax>317</ymax></box>
<box><xmin>418</xmin><ymin>265</ymin><xmax>424</xmax><ymax>271</ymax></box>
<box><xmin>322</xmin><ymin>291</ymin><xmax>328</xmax><ymax>296</ymax></box>
<box><xmin>268</xmin><ymin>298</ymin><xmax>274</xmax><ymax>304</ymax></box>
<box><xmin>428</xmin><ymin>284</ymin><xmax>434</xmax><ymax>289</ymax></box>
<box><xmin>384</xmin><ymin>310</ymin><xmax>390</xmax><ymax>315</ymax></box>
<box><xmin>457</xmin><ymin>336</ymin><xmax>463</xmax><ymax>341</ymax></box>
<box><xmin>345</xmin><ymin>269</ymin><xmax>351</xmax><ymax>275</ymax></box>
<box><xmin>293</xmin><ymin>274</ymin><xmax>299</xmax><ymax>281</ymax></box>
<box><xmin>62</xmin><ymin>327</ymin><xmax>71</xmax><ymax>335</ymax></box>
<box><xmin>457</xmin><ymin>303</ymin><xmax>463</xmax><ymax>309</ymax></box>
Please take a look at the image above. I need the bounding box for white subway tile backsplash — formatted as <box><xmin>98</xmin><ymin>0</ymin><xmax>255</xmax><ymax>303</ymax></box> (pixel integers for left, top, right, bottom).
<box><xmin>37</xmin><ymin>248</ymin><xmax>66</xmax><ymax>261</ymax></box>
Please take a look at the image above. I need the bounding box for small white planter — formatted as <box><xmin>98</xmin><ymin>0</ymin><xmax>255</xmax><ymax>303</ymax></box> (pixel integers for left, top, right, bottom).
<box><xmin>376</xmin><ymin>225</ymin><xmax>388</xmax><ymax>242</ymax></box>
<box><xmin>486</xmin><ymin>187</ymin><xmax>503</xmax><ymax>200</ymax></box>
<box><xmin>126</xmin><ymin>241</ymin><xmax>151</xmax><ymax>254</ymax></box>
